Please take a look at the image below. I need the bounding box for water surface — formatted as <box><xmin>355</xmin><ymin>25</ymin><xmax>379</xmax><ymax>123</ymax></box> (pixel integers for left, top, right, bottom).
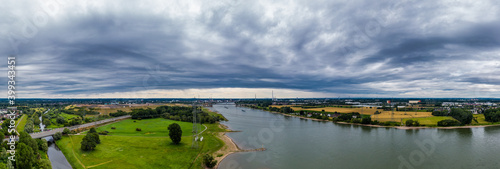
<box><xmin>214</xmin><ymin>104</ymin><xmax>500</xmax><ymax>169</ymax></box>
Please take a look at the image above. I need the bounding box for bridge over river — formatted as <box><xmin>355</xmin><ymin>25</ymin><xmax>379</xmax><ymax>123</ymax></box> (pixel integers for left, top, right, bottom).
<box><xmin>29</xmin><ymin>115</ymin><xmax>131</xmax><ymax>139</ymax></box>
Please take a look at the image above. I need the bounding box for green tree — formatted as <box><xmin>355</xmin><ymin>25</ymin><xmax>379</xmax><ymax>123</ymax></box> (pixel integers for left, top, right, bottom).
<box><xmin>0</xmin><ymin>148</ymin><xmax>7</xmax><ymax>163</ymax></box>
<box><xmin>6</xmin><ymin>160</ymin><xmax>13</xmax><ymax>169</ymax></box>
<box><xmin>449</xmin><ymin>108</ymin><xmax>473</xmax><ymax>125</ymax></box>
<box><xmin>19</xmin><ymin>132</ymin><xmax>38</xmax><ymax>157</ymax></box>
<box><xmin>89</xmin><ymin>127</ymin><xmax>97</xmax><ymax>133</ymax></box>
<box><xmin>361</xmin><ymin>117</ymin><xmax>371</xmax><ymax>124</ymax></box>
<box><xmin>56</xmin><ymin>116</ymin><xmax>66</xmax><ymax>124</ymax></box>
<box><xmin>37</xmin><ymin>139</ymin><xmax>48</xmax><ymax>153</ymax></box>
<box><xmin>168</xmin><ymin>123</ymin><xmax>182</xmax><ymax>144</ymax></box>
<box><xmin>63</xmin><ymin>128</ymin><xmax>70</xmax><ymax>135</ymax></box>
<box><xmin>34</xmin><ymin>118</ymin><xmax>41</xmax><ymax>126</ymax></box>
<box><xmin>38</xmin><ymin>159</ymin><xmax>52</xmax><ymax>169</ymax></box>
<box><xmin>16</xmin><ymin>143</ymin><xmax>35</xmax><ymax>169</ymax></box>
<box><xmin>80</xmin><ymin>135</ymin><xmax>97</xmax><ymax>151</ymax></box>
<box><xmin>43</xmin><ymin>118</ymin><xmax>51</xmax><ymax>127</ymax></box>
<box><xmin>53</xmin><ymin>132</ymin><xmax>62</xmax><ymax>141</ymax></box>
<box><xmin>203</xmin><ymin>154</ymin><xmax>217</xmax><ymax>168</ymax></box>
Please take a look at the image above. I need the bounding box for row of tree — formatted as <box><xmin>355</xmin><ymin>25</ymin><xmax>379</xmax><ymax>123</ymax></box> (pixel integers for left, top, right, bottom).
<box><xmin>130</xmin><ymin>106</ymin><xmax>223</xmax><ymax>124</ymax></box>
<box><xmin>484</xmin><ymin>108</ymin><xmax>500</xmax><ymax>122</ymax></box>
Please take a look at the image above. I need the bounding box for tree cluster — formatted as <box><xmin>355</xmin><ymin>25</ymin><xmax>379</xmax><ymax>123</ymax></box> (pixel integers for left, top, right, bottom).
<box><xmin>405</xmin><ymin>119</ymin><xmax>420</xmax><ymax>126</ymax></box>
<box><xmin>437</xmin><ymin>119</ymin><xmax>461</xmax><ymax>126</ymax></box>
<box><xmin>81</xmin><ymin>128</ymin><xmax>100</xmax><ymax>151</ymax></box>
<box><xmin>449</xmin><ymin>108</ymin><xmax>473</xmax><ymax>125</ymax></box>
<box><xmin>10</xmin><ymin>132</ymin><xmax>51</xmax><ymax>169</ymax></box>
<box><xmin>484</xmin><ymin>108</ymin><xmax>500</xmax><ymax>122</ymax></box>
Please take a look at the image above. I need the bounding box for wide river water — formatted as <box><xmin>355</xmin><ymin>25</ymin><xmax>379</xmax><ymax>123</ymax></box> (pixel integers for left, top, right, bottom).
<box><xmin>214</xmin><ymin>104</ymin><xmax>500</xmax><ymax>169</ymax></box>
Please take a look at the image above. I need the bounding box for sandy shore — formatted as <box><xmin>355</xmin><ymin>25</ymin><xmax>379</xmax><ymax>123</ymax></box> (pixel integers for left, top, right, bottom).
<box><xmin>246</xmin><ymin>106</ymin><xmax>500</xmax><ymax>130</ymax></box>
<box><xmin>214</xmin><ymin>124</ymin><xmax>265</xmax><ymax>169</ymax></box>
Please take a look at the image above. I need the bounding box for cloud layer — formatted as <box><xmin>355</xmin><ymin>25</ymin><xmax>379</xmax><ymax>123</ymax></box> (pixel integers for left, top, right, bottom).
<box><xmin>1</xmin><ymin>0</ymin><xmax>500</xmax><ymax>98</ymax></box>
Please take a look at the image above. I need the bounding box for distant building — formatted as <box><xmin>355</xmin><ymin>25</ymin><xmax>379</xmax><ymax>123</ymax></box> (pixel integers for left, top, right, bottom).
<box><xmin>409</xmin><ymin>100</ymin><xmax>421</xmax><ymax>104</ymax></box>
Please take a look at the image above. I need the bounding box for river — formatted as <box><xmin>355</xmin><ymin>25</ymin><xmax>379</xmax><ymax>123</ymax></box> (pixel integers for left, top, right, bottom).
<box><xmin>40</xmin><ymin>109</ymin><xmax>50</xmax><ymax>132</ymax></box>
<box><xmin>43</xmin><ymin>136</ymin><xmax>72</xmax><ymax>169</ymax></box>
<box><xmin>214</xmin><ymin>104</ymin><xmax>500</xmax><ymax>169</ymax></box>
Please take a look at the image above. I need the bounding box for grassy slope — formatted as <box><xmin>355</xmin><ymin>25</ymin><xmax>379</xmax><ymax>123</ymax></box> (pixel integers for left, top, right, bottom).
<box><xmin>57</xmin><ymin>118</ymin><xmax>225</xmax><ymax>169</ymax></box>
<box><xmin>16</xmin><ymin>114</ymin><xmax>27</xmax><ymax>132</ymax></box>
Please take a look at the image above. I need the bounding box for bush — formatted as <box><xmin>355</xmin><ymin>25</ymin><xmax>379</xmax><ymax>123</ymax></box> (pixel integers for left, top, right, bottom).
<box><xmin>111</xmin><ymin>127</ymin><xmax>116</xmax><ymax>129</ymax></box>
<box><xmin>350</xmin><ymin>118</ymin><xmax>361</xmax><ymax>124</ymax></box>
<box><xmin>136</xmin><ymin>128</ymin><xmax>141</xmax><ymax>131</ymax></box>
<box><xmin>63</xmin><ymin>128</ymin><xmax>70</xmax><ymax>135</ymax></box>
<box><xmin>371</xmin><ymin>120</ymin><xmax>380</xmax><ymax>125</ymax></box>
<box><xmin>99</xmin><ymin>131</ymin><xmax>109</xmax><ymax>135</ymax></box>
<box><xmin>405</xmin><ymin>120</ymin><xmax>420</xmax><ymax>126</ymax></box>
<box><xmin>361</xmin><ymin>117</ymin><xmax>371</xmax><ymax>124</ymax></box>
<box><xmin>53</xmin><ymin>132</ymin><xmax>62</xmax><ymax>141</ymax></box>
<box><xmin>203</xmin><ymin>154</ymin><xmax>217</xmax><ymax>168</ymax></box>
<box><xmin>437</xmin><ymin>119</ymin><xmax>461</xmax><ymax>127</ymax></box>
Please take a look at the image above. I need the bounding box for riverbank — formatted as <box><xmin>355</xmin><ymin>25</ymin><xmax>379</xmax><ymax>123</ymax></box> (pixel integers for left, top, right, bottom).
<box><xmin>214</xmin><ymin>124</ymin><xmax>266</xmax><ymax>169</ymax></box>
<box><xmin>242</xmin><ymin>105</ymin><xmax>500</xmax><ymax>130</ymax></box>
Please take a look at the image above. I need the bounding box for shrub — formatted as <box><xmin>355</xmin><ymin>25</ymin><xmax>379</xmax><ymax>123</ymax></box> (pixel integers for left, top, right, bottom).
<box><xmin>99</xmin><ymin>131</ymin><xmax>108</xmax><ymax>135</ymax></box>
<box><xmin>405</xmin><ymin>120</ymin><xmax>420</xmax><ymax>127</ymax></box>
<box><xmin>136</xmin><ymin>128</ymin><xmax>141</xmax><ymax>131</ymax></box>
<box><xmin>371</xmin><ymin>120</ymin><xmax>380</xmax><ymax>125</ymax></box>
<box><xmin>62</xmin><ymin>128</ymin><xmax>70</xmax><ymax>135</ymax></box>
<box><xmin>203</xmin><ymin>154</ymin><xmax>217</xmax><ymax>168</ymax></box>
<box><xmin>53</xmin><ymin>132</ymin><xmax>62</xmax><ymax>141</ymax></box>
<box><xmin>111</xmin><ymin>127</ymin><xmax>116</xmax><ymax>129</ymax></box>
<box><xmin>361</xmin><ymin>117</ymin><xmax>371</xmax><ymax>124</ymax></box>
<box><xmin>437</xmin><ymin>119</ymin><xmax>461</xmax><ymax>127</ymax></box>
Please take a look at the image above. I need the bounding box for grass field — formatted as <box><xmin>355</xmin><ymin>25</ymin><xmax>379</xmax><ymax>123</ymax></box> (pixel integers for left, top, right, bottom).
<box><xmin>371</xmin><ymin>111</ymin><xmax>433</xmax><ymax>122</ymax></box>
<box><xmin>60</xmin><ymin>113</ymin><xmax>80</xmax><ymax>119</ymax></box>
<box><xmin>400</xmin><ymin>116</ymin><xmax>454</xmax><ymax>126</ymax></box>
<box><xmin>92</xmin><ymin>118</ymin><xmax>193</xmax><ymax>137</ymax></box>
<box><xmin>57</xmin><ymin>118</ymin><xmax>225</xmax><ymax>169</ymax></box>
<box><xmin>16</xmin><ymin>114</ymin><xmax>27</xmax><ymax>132</ymax></box>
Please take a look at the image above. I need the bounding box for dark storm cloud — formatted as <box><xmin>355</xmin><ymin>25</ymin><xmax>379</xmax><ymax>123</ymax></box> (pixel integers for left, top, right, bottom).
<box><xmin>1</xmin><ymin>0</ymin><xmax>500</xmax><ymax>97</ymax></box>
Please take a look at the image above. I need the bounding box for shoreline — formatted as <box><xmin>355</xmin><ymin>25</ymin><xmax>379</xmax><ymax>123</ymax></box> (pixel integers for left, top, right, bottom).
<box><xmin>214</xmin><ymin>124</ymin><xmax>265</xmax><ymax>169</ymax></box>
<box><xmin>243</xmin><ymin>106</ymin><xmax>500</xmax><ymax>130</ymax></box>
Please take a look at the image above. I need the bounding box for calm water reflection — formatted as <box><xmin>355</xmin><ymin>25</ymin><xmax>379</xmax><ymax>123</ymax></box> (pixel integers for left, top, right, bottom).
<box><xmin>214</xmin><ymin>104</ymin><xmax>500</xmax><ymax>169</ymax></box>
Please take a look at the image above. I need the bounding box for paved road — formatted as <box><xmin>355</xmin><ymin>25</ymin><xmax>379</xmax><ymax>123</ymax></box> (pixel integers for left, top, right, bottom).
<box><xmin>29</xmin><ymin>115</ymin><xmax>131</xmax><ymax>139</ymax></box>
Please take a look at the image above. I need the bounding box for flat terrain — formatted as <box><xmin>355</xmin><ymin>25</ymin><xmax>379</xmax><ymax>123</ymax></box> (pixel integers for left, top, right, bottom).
<box><xmin>57</xmin><ymin>118</ymin><xmax>225</xmax><ymax>169</ymax></box>
<box><xmin>371</xmin><ymin>111</ymin><xmax>433</xmax><ymax>122</ymax></box>
<box><xmin>93</xmin><ymin>118</ymin><xmax>193</xmax><ymax>137</ymax></box>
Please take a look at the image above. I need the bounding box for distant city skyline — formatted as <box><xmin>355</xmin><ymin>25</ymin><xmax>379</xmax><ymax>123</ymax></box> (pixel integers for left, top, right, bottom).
<box><xmin>1</xmin><ymin>0</ymin><xmax>500</xmax><ymax>98</ymax></box>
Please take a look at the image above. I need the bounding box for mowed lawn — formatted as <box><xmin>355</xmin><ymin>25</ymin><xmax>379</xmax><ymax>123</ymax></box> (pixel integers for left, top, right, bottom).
<box><xmin>57</xmin><ymin>118</ymin><xmax>225</xmax><ymax>169</ymax></box>
<box><xmin>94</xmin><ymin>118</ymin><xmax>193</xmax><ymax>137</ymax></box>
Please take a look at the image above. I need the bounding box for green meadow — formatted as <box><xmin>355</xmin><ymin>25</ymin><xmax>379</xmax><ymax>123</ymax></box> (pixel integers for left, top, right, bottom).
<box><xmin>56</xmin><ymin>118</ymin><xmax>225</xmax><ymax>169</ymax></box>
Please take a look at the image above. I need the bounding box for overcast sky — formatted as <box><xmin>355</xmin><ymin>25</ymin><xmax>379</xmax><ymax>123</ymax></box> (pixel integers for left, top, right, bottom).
<box><xmin>1</xmin><ymin>0</ymin><xmax>499</xmax><ymax>98</ymax></box>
